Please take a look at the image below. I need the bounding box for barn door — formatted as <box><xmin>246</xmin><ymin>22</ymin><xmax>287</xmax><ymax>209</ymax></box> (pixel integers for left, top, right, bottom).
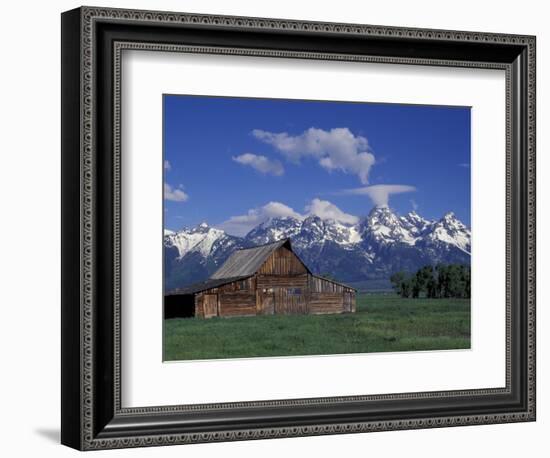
<box><xmin>261</xmin><ymin>289</ymin><xmax>275</xmax><ymax>315</ymax></box>
<box><xmin>203</xmin><ymin>294</ymin><xmax>218</xmax><ymax>318</ymax></box>
<box><xmin>276</xmin><ymin>288</ymin><xmax>307</xmax><ymax>314</ymax></box>
<box><xmin>343</xmin><ymin>291</ymin><xmax>352</xmax><ymax>312</ymax></box>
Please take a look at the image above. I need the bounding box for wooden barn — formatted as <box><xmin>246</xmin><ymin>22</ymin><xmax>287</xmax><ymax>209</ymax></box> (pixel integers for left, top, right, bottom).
<box><xmin>164</xmin><ymin>238</ymin><xmax>356</xmax><ymax>319</ymax></box>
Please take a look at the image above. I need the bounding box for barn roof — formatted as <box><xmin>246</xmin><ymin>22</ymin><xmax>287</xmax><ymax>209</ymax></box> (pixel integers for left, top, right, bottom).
<box><xmin>211</xmin><ymin>238</ymin><xmax>310</xmax><ymax>279</ymax></box>
<box><xmin>310</xmin><ymin>274</ymin><xmax>357</xmax><ymax>291</ymax></box>
<box><xmin>165</xmin><ymin>276</ymin><xmax>251</xmax><ymax>295</ymax></box>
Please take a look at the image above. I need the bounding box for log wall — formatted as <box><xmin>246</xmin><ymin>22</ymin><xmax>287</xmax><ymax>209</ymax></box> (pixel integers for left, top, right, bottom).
<box><xmin>257</xmin><ymin>274</ymin><xmax>308</xmax><ymax>289</ymax></box>
<box><xmin>219</xmin><ymin>292</ymin><xmax>256</xmax><ymax>317</ymax></box>
<box><xmin>344</xmin><ymin>291</ymin><xmax>356</xmax><ymax>313</ymax></box>
<box><xmin>308</xmin><ymin>292</ymin><xmax>344</xmax><ymax>314</ymax></box>
<box><xmin>194</xmin><ymin>292</ymin><xmax>210</xmax><ymax>318</ymax></box>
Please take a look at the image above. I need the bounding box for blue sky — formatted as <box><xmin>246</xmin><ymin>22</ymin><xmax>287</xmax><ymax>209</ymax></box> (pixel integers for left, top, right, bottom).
<box><xmin>163</xmin><ymin>95</ymin><xmax>471</xmax><ymax>235</ymax></box>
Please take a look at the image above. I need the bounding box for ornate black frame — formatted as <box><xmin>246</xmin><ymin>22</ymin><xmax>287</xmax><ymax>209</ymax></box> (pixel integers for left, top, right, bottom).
<box><xmin>61</xmin><ymin>6</ymin><xmax>536</xmax><ymax>450</ymax></box>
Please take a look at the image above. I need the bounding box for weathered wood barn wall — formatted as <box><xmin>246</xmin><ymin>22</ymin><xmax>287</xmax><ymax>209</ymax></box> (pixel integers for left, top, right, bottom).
<box><xmin>164</xmin><ymin>239</ymin><xmax>356</xmax><ymax>319</ymax></box>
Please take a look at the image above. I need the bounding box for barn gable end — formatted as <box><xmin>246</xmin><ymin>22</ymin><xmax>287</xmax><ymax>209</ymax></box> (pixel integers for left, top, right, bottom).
<box><xmin>257</xmin><ymin>243</ymin><xmax>309</xmax><ymax>276</ymax></box>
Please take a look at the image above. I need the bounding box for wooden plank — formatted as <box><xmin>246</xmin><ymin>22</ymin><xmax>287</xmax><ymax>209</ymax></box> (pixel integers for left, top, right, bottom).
<box><xmin>219</xmin><ymin>292</ymin><xmax>257</xmax><ymax>317</ymax></box>
<box><xmin>343</xmin><ymin>291</ymin><xmax>352</xmax><ymax>312</ymax></box>
<box><xmin>194</xmin><ymin>295</ymin><xmax>204</xmax><ymax>318</ymax></box>
<box><xmin>271</xmin><ymin>287</ymin><xmax>308</xmax><ymax>315</ymax></box>
<box><xmin>308</xmin><ymin>292</ymin><xmax>344</xmax><ymax>314</ymax></box>
<box><xmin>220</xmin><ymin>308</ymin><xmax>257</xmax><ymax>317</ymax></box>
<box><xmin>261</xmin><ymin>292</ymin><xmax>275</xmax><ymax>315</ymax></box>
<box><xmin>257</xmin><ymin>275</ymin><xmax>308</xmax><ymax>289</ymax></box>
<box><xmin>203</xmin><ymin>294</ymin><xmax>218</xmax><ymax>318</ymax></box>
<box><xmin>258</xmin><ymin>246</ymin><xmax>308</xmax><ymax>276</ymax></box>
<box><xmin>307</xmin><ymin>274</ymin><xmax>349</xmax><ymax>293</ymax></box>
<box><xmin>256</xmin><ymin>289</ymin><xmax>261</xmax><ymax>314</ymax></box>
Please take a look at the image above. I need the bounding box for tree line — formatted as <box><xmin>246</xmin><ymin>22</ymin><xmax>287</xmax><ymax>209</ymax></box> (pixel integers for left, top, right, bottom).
<box><xmin>390</xmin><ymin>264</ymin><xmax>471</xmax><ymax>299</ymax></box>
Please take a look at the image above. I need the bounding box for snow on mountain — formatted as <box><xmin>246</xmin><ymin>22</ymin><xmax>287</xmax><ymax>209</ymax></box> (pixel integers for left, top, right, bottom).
<box><xmin>245</xmin><ymin>214</ymin><xmax>362</xmax><ymax>250</ymax></box>
<box><xmin>164</xmin><ymin>208</ymin><xmax>471</xmax><ymax>289</ymax></box>
<box><xmin>423</xmin><ymin>212</ymin><xmax>471</xmax><ymax>254</ymax></box>
<box><xmin>164</xmin><ymin>222</ymin><xmax>227</xmax><ymax>258</ymax></box>
<box><xmin>245</xmin><ymin>216</ymin><xmax>302</xmax><ymax>246</ymax></box>
<box><xmin>164</xmin><ymin>223</ymin><xmax>249</xmax><ymax>290</ymax></box>
<box><xmin>400</xmin><ymin>211</ymin><xmax>432</xmax><ymax>235</ymax></box>
<box><xmin>362</xmin><ymin>206</ymin><xmax>418</xmax><ymax>246</ymax></box>
<box><xmin>302</xmin><ymin>215</ymin><xmax>362</xmax><ymax>246</ymax></box>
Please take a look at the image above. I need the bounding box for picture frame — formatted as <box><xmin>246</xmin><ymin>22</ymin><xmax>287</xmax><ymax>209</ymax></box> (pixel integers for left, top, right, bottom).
<box><xmin>61</xmin><ymin>5</ymin><xmax>536</xmax><ymax>450</ymax></box>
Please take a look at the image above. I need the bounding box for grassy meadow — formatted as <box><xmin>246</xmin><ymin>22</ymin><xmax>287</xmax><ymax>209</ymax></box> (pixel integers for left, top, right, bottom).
<box><xmin>163</xmin><ymin>294</ymin><xmax>470</xmax><ymax>361</ymax></box>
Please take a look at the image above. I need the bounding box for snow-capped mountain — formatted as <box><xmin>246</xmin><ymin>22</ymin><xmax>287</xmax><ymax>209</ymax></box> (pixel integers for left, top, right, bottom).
<box><xmin>362</xmin><ymin>206</ymin><xmax>418</xmax><ymax>246</ymax></box>
<box><xmin>400</xmin><ymin>210</ymin><xmax>432</xmax><ymax>235</ymax></box>
<box><xmin>246</xmin><ymin>216</ymin><xmax>302</xmax><ymax>246</ymax></box>
<box><xmin>164</xmin><ymin>222</ymin><xmax>249</xmax><ymax>290</ymax></box>
<box><xmin>247</xmin><ymin>215</ymin><xmax>361</xmax><ymax>250</ymax></box>
<box><xmin>164</xmin><ymin>207</ymin><xmax>471</xmax><ymax>290</ymax></box>
<box><xmin>421</xmin><ymin>212</ymin><xmax>471</xmax><ymax>254</ymax></box>
<box><xmin>299</xmin><ymin>215</ymin><xmax>362</xmax><ymax>247</ymax></box>
<box><xmin>164</xmin><ymin>222</ymin><xmax>227</xmax><ymax>258</ymax></box>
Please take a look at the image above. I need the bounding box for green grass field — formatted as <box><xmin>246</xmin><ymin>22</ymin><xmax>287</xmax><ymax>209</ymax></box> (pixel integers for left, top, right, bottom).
<box><xmin>163</xmin><ymin>294</ymin><xmax>470</xmax><ymax>361</ymax></box>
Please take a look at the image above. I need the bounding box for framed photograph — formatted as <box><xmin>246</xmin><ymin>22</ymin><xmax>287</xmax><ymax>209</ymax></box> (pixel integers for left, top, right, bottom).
<box><xmin>61</xmin><ymin>6</ymin><xmax>536</xmax><ymax>450</ymax></box>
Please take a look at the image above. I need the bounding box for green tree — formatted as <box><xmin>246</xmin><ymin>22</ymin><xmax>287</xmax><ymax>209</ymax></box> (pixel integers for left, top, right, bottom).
<box><xmin>390</xmin><ymin>271</ymin><xmax>406</xmax><ymax>294</ymax></box>
<box><xmin>463</xmin><ymin>266</ymin><xmax>471</xmax><ymax>298</ymax></box>
<box><xmin>400</xmin><ymin>277</ymin><xmax>413</xmax><ymax>298</ymax></box>
<box><xmin>391</xmin><ymin>264</ymin><xmax>470</xmax><ymax>299</ymax></box>
<box><xmin>390</xmin><ymin>271</ymin><xmax>412</xmax><ymax>298</ymax></box>
<box><xmin>447</xmin><ymin>264</ymin><xmax>463</xmax><ymax>297</ymax></box>
<box><xmin>434</xmin><ymin>263</ymin><xmax>470</xmax><ymax>298</ymax></box>
<box><xmin>436</xmin><ymin>264</ymin><xmax>449</xmax><ymax>297</ymax></box>
<box><xmin>413</xmin><ymin>265</ymin><xmax>435</xmax><ymax>298</ymax></box>
<box><xmin>411</xmin><ymin>278</ymin><xmax>420</xmax><ymax>298</ymax></box>
<box><xmin>426</xmin><ymin>275</ymin><xmax>438</xmax><ymax>298</ymax></box>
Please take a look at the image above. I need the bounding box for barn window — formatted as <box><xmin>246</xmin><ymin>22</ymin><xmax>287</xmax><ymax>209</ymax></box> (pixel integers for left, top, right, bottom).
<box><xmin>287</xmin><ymin>288</ymin><xmax>302</xmax><ymax>296</ymax></box>
<box><xmin>237</xmin><ymin>280</ymin><xmax>248</xmax><ymax>291</ymax></box>
<box><xmin>262</xmin><ymin>288</ymin><xmax>274</xmax><ymax>294</ymax></box>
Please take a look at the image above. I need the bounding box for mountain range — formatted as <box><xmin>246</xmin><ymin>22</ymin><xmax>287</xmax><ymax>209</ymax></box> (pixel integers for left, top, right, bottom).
<box><xmin>164</xmin><ymin>206</ymin><xmax>471</xmax><ymax>291</ymax></box>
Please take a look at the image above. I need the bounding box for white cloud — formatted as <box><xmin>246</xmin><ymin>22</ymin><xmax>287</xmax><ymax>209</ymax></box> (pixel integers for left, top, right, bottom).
<box><xmin>342</xmin><ymin>184</ymin><xmax>416</xmax><ymax>207</ymax></box>
<box><xmin>252</xmin><ymin>127</ymin><xmax>375</xmax><ymax>184</ymax></box>
<box><xmin>232</xmin><ymin>153</ymin><xmax>284</xmax><ymax>176</ymax></box>
<box><xmin>218</xmin><ymin>201</ymin><xmax>302</xmax><ymax>236</ymax></box>
<box><xmin>305</xmin><ymin>198</ymin><xmax>359</xmax><ymax>225</ymax></box>
<box><xmin>164</xmin><ymin>183</ymin><xmax>189</xmax><ymax>202</ymax></box>
<box><xmin>218</xmin><ymin>199</ymin><xmax>359</xmax><ymax>236</ymax></box>
<box><xmin>164</xmin><ymin>160</ymin><xmax>171</xmax><ymax>171</ymax></box>
<box><xmin>410</xmin><ymin>199</ymin><xmax>419</xmax><ymax>211</ymax></box>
